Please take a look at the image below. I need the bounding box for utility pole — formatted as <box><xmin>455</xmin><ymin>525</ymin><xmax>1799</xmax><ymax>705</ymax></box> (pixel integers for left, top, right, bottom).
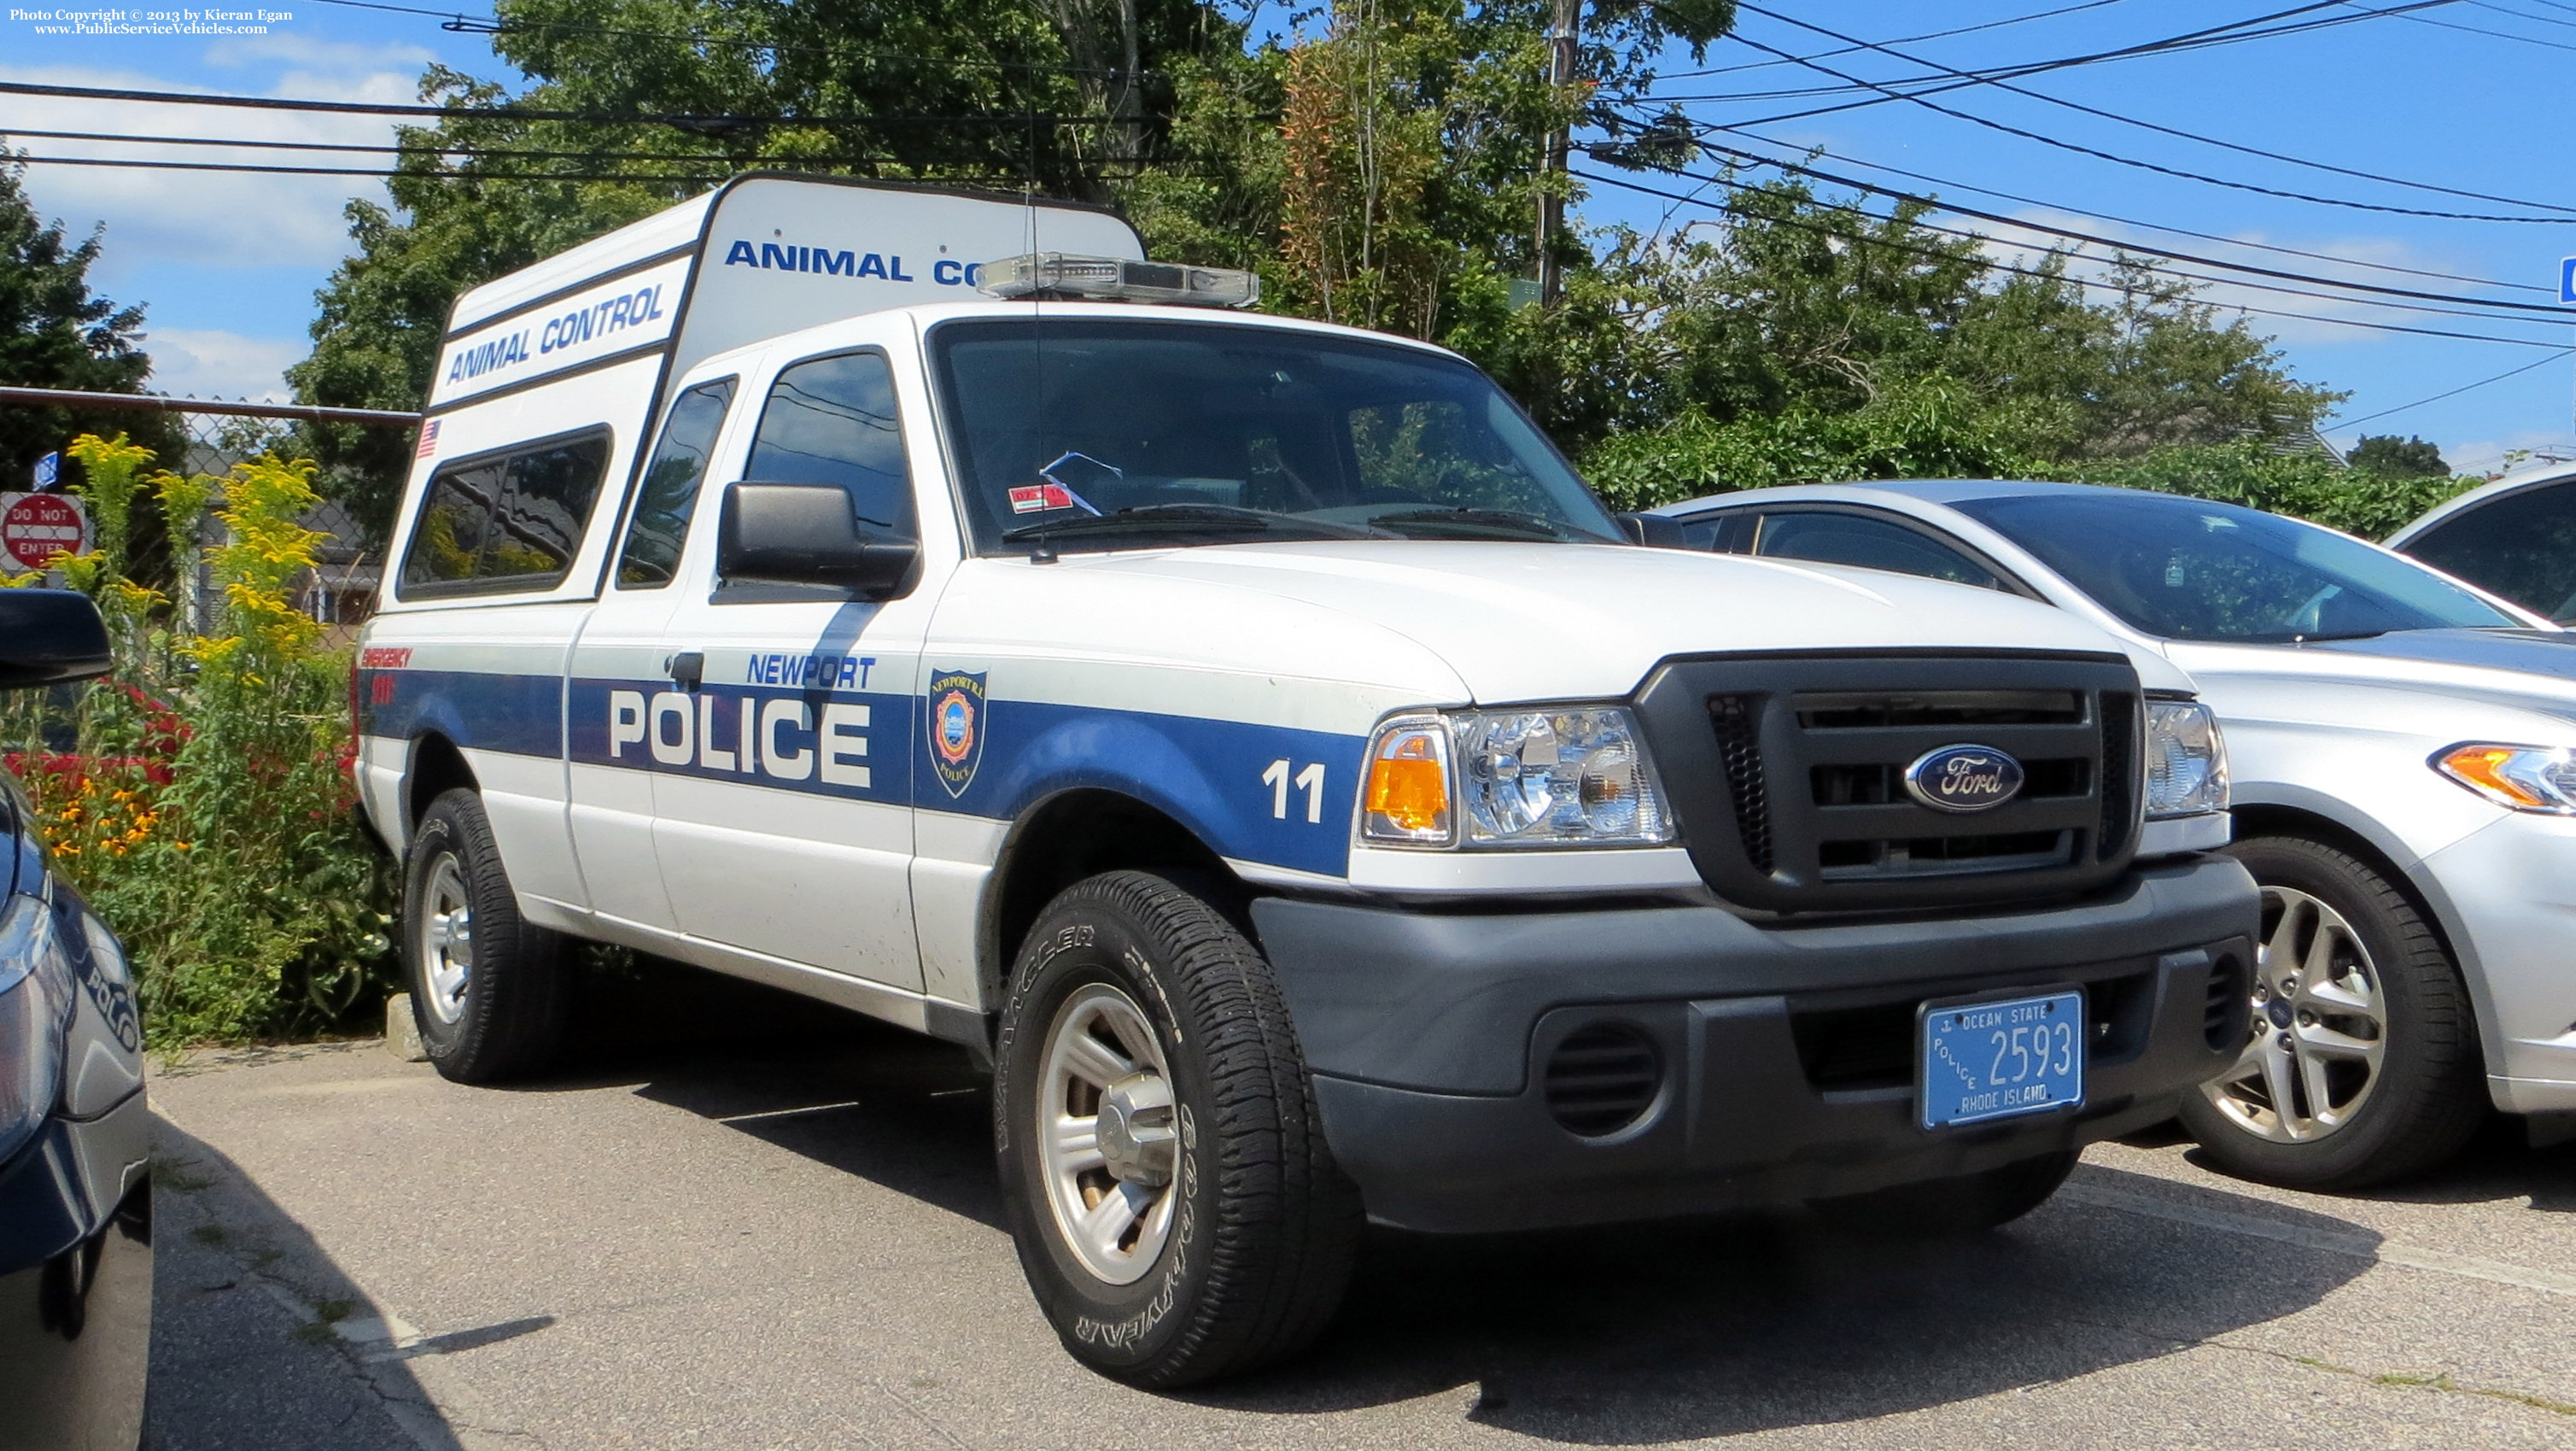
<box><xmin>1536</xmin><ymin>0</ymin><xmax>1580</xmax><ymax>305</ymax></box>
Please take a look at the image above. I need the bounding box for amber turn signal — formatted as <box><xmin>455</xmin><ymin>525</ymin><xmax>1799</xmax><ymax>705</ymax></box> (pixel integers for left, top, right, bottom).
<box><xmin>1362</xmin><ymin>719</ymin><xmax>1453</xmax><ymax>844</ymax></box>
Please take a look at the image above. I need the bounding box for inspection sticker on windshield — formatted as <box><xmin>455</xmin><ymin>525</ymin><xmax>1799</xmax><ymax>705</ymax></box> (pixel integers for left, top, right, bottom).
<box><xmin>1008</xmin><ymin>483</ymin><xmax>1078</xmax><ymax>514</ymax></box>
<box><xmin>1919</xmin><ymin>988</ymin><xmax>2084</xmax><ymax>1130</ymax></box>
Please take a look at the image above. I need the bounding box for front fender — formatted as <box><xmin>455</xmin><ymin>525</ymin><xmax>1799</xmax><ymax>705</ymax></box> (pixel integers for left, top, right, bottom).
<box><xmin>971</xmin><ymin>705</ymin><xmax>1368</xmax><ymax>879</ymax></box>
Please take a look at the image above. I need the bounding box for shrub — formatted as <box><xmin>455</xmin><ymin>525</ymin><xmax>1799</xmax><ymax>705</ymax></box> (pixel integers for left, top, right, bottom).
<box><xmin>0</xmin><ymin>433</ymin><xmax>393</xmax><ymax>1049</ymax></box>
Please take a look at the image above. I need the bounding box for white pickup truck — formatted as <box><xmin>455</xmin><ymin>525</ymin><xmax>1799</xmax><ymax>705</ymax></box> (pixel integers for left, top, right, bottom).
<box><xmin>353</xmin><ymin>175</ymin><xmax>2258</xmax><ymax>1386</ymax></box>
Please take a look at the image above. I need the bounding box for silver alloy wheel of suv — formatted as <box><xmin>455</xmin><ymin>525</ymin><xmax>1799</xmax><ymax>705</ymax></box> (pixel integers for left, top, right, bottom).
<box><xmin>2201</xmin><ymin>884</ymin><xmax>2387</xmax><ymax>1143</ymax></box>
<box><xmin>1037</xmin><ymin>981</ymin><xmax>1180</xmax><ymax>1285</ymax></box>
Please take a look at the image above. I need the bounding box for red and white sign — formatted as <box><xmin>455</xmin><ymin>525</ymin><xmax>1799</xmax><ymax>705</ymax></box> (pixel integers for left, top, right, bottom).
<box><xmin>0</xmin><ymin>492</ymin><xmax>90</xmax><ymax>573</ymax></box>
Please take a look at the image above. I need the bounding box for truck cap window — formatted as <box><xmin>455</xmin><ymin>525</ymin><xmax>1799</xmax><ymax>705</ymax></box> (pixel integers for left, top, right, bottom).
<box><xmin>1953</xmin><ymin>490</ymin><xmax>2514</xmax><ymax>642</ymax></box>
<box><xmin>929</xmin><ymin>319</ymin><xmax>1621</xmax><ymax>554</ymax></box>
<box><xmin>617</xmin><ymin>377</ymin><xmax>736</xmax><ymax>588</ymax></box>
<box><xmin>400</xmin><ymin>430</ymin><xmax>611</xmax><ymax>598</ymax></box>
<box><xmin>742</xmin><ymin>350</ymin><xmax>913</xmax><ymax>538</ymax></box>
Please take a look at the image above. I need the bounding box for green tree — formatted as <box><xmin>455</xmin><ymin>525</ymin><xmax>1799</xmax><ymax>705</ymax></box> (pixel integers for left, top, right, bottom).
<box><xmin>2348</xmin><ymin>433</ymin><xmax>2449</xmax><ymax>479</ymax></box>
<box><xmin>0</xmin><ymin>155</ymin><xmax>177</xmax><ymax>490</ymax></box>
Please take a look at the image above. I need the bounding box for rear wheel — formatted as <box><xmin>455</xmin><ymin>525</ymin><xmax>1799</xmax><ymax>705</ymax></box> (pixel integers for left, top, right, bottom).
<box><xmin>2177</xmin><ymin>836</ymin><xmax>2485</xmax><ymax>1189</ymax></box>
<box><xmin>993</xmin><ymin>870</ymin><xmax>1359</xmax><ymax>1388</ymax></box>
<box><xmin>1809</xmin><ymin>1150</ymin><xmax>2077</xmax><ymax>1237</ymax></box>
<box><xmin>402</xmin><ymin>788</ymin><xmax>568</xmax><ymax>1084</ymax></box>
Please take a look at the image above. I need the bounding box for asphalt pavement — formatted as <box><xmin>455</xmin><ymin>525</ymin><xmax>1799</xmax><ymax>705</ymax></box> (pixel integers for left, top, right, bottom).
<box><xmin>140</xmin><ymin>975</ymin><xmax>2576</xmax><ymax>1450</ymax></box>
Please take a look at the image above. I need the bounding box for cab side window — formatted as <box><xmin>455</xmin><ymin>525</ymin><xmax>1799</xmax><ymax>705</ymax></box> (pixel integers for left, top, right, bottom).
<box><xmin>616</xmin><ymin>378</ymin><xmax>736</xmax><ymax>588</ymax></box>
<box><xmin>744</xmin><ymin>351</ymin><xmax>914</xmax><ymax>537</ymax></box>
<box><xmin>1753</xmin><ymin>509</ymin><xmax>2006</xmax><ymax>590</ymax></box>
<box><xmin>400</xmin><ymin>430</ymin><xmax>611</xmax><ymax>598</ymax></box>
<box><xmin>2402</xmin><ymin>482</ymin><xmax>2576</xmax><ymax>623</ymax></box>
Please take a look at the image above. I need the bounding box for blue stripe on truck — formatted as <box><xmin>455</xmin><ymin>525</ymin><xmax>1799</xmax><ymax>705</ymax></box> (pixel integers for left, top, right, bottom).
<box><xmin>364</xmin><ymin>667</ymin><xmax>1368</xmax><ymax>878</ymax></box>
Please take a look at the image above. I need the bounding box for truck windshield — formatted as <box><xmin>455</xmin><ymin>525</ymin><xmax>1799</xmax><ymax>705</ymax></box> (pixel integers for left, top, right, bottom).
<box><xmin>929</xmin><ymin>318</ymin><xmax>1623</xmax><ymax>554</ymax></box>
<box><xmin>1951</xmin><ymin>489</ymin><xmax>2516</xmax><ymax>642</ymax></box>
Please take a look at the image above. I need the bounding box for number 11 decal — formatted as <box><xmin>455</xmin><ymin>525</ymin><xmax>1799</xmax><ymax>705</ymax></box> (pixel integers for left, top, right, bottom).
<box><xmin>1262</xmin><ymin>759</ymin><xmax>1328</xmax><ymax>823</ymax></box>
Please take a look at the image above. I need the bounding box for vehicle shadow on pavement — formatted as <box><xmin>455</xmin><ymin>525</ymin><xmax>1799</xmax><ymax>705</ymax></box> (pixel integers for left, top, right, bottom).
<box><xmin>1188</xmin><ymin>1165</ymin><xmax>2377</xmax><ymax>1440</ymax></box>
<box><xmin>147</xmin><ymin>1120</ymin><xmax>488</xmax><ymax>1451</ymax></box>
<box><xmin>2173</xmin><ymin>1118</ymin><xmax>2576</xmax><ymax>1214</ymax></box>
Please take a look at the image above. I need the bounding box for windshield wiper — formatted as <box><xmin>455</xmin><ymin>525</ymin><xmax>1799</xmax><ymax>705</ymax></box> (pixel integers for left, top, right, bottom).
<box><xmin>1000</xmin><ymin>503</ymin><xmax>1390</xmax><ymax>553</ymax></box>
<box><xmin>1365</xmin><ymin>506</ymin><xmax>1586</xmax><ymax>541</ymax></box>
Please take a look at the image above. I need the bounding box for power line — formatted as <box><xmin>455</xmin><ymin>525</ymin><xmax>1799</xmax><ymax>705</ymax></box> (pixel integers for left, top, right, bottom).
<box><xmin>1720</xmin><ymin>2</ymin><xmax>2576</xmax><ymax>220</ymax></box>
<box><xmin>1573</xmin><ymin>166</ymin><xmax>2576</xmax><ymax>349</ymax></box>
<box><xmin>1670</xmin><ymin>128</ymin><xmax>2551</xmax><ymax>295</ymax></box>
<box><xmin>6</xmin><ymin>153</ymin><xmax>1202</xmax><ymax>182</ymax></box>
<box><xmin>1683</xmin><ymin>2</ymin><xmax>2451</xmax><ymax>118</ymax></box>
<box><xmin>1656</xmin><ymin>0</ymin><xmax>2140</xmax><ymax>81</ymax></box>
<box><xmin>2334</xmin><ymin>348</ymin><xmax>2576</xmax><ymax>429</ymax></box>
<box><xmin>1705</xmin><ymin>32</ymin><xmax>2565</xmax><ymax>223</ymax></box>
<box><xmin>295</xmin><ymin>0</ymin><xmax>1153</xmax><ymax>75</ymax></box>
<box><xmin>0</xmin><ymin>79</ymin><xmax>1137</xmax><ymax>129</ymax></box>
<box><xmin>0</xmin><ymin>127</ymin><xmax>1210</xmax><ymax>170</ymax></box>
<box><xmin>1587</xmin><ymin>148</ymin><xmax>2570</xmax><ymax>327</ymax></box>
<box><xmin>2369</xmin><ymin>0</ymin><xmax>2576</xmax><ymax>49</ymax></box>
<box><xmin>1645</xmin><ymin>0</ymin><xmax>2429</xmax><ymax>104</ymax></box>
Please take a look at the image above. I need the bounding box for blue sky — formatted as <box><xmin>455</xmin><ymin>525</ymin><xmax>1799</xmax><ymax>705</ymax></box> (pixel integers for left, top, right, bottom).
<box><xmin>7</xmin><ymin>1</ymin><xmax>2574</xmax><ymax>476</ymax></box>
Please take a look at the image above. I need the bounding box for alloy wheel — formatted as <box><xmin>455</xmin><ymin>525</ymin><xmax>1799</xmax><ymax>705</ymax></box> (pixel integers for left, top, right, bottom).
<box><xmin>418</xmin><ymin>854</ymin><xmax>476</xmax><ymax>1026</ymax></box>
<box><xmin>2200</xmin><ymin>884</ymin><xmax>2386</xmax><ymax>1143</ymax></box>
<box><xmin>1037</xmin><ymin>983</ymin><xmax>1180</xmax><ymax>1285</ymax></box>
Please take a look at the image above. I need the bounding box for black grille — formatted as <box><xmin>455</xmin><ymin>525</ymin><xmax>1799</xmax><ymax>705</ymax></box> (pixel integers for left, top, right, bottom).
<box><xmin>1708</xmin><ymin>695</ymin><xmax>1773</xmax><ymax>875</ymax></box>
<box><xmin>2099</xmin><ymin>693</ymin><xmax>2140</xmax><ymax>862</ymax></box>
<box><xmin>1543</xmin><ymin>1023</ymin><xmax>1663</xmax><ymax>1138</ymax></box>
<box><xmin>2205</xmin><ymin>954</ymin><xmax>2249</xmax><ymax>1050</ymax></box>
<box><xmin>1637</xmin><ymin>652</ymin><xmax>2144</xmax><ymax>912</ymax></box>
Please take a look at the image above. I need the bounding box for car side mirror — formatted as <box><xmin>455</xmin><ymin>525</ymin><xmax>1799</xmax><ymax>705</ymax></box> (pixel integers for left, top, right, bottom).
<box><xmin>718</xmin><ymin>483</ymin><xmax>920</xmax><ymax>600</ymax></box>
<box><xmin>1617</xmin><ymin>511</ymin><xmax>1691</xmax><ymax>549</ymax></box>
<box><xmin>0</xmin><ymin>590</ymin><xmax>112</xmax><ymax>689</ymax></box>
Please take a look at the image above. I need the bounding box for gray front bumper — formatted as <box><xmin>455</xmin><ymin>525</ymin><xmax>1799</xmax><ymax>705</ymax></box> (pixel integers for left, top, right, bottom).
<box><xmin>1250</xmin><ymin>854</ymin><xmax>2259</xmax><ymax>1232</ymax></box>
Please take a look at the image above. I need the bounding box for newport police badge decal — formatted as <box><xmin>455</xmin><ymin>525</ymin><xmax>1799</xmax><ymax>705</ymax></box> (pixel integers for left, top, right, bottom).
<box><xmin>927</xmin><ymin>669</ymin><xmax>988</xmax><ymax>798</ymax></box>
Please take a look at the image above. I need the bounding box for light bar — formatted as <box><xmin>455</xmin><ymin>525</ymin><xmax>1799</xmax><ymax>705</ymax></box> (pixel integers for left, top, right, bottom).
<box><xmin>975</xmin><ymin>253</ymin><xmax>1260</xmax><ymax>308</ymax></box>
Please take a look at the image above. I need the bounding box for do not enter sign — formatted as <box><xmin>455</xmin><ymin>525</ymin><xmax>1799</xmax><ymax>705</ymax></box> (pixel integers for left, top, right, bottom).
<box><xmin>0</xmin><ymin>492</ymin><xmax>91</xmax><ymax>573</ymax></box>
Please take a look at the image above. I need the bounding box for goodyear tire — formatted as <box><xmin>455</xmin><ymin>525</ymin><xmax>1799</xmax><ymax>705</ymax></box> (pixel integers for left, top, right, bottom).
<box><xmin>2178</xmin><ymin>835</ymin><xmax>2486</xmax><ymax>1190</ymax></box>
<box><xmin>1808</xmin><ymin>1150</ymin><xmax>2077</xmax><ymax>1238</ymax></box>
<box><xmin>401</xmin><ymin>787</ymin><xmax>569</xmax><ymax>1085</ymax></box>
<box><xmin>993</xmin><ymin>870</ymin><xmax>1360</xmax><ymax>1388</ymax></box>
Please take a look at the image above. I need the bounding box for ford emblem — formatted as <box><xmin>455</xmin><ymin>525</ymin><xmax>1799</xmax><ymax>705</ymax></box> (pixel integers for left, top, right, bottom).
<box><xmin>1903</xmin><ymin>744</ymin><xmax>2025</xmax><ymax>814</ymax></box>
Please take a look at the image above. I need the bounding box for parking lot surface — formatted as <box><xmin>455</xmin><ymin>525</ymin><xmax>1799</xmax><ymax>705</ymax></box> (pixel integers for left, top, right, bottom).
<box><xmin>143</xmin><ymin>992</ymin><xmax>2576</xmax><ymax>1450</ymax></box>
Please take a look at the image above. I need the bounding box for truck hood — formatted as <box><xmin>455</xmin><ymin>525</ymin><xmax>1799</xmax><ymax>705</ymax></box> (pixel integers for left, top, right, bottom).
<box><xmin>1080</xmin><ymin>541</ymin><xmax>2155</xmax><ymax>703</ymax></box>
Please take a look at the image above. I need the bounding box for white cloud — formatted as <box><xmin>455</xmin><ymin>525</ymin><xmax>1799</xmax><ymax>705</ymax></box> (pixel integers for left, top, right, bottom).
<box><xmin>203</xmin><ymin>34</ymin><xmax>434</xmax><ymax>73</ymax></box>
<box><xmin>0</xmin><ymin>56</ymin><xmax>412</xmax><ymax>269</ymax></box>
<box><xmin>1970</xmin><ymin>210</ymin><xmax>2560</xmax><ymax>352</ymax></box>
<box><xmin>139</xmin><ymin>327</ymin><xmax>306</xmax><ymax>402</ymax></box>
<box><xmin>2434</xmin><ymin>429</ymin><xmax>2576</xmax><ymax>481</ymax></box>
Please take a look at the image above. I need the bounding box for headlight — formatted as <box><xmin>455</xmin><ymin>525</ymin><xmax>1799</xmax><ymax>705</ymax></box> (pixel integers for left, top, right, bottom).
<box><xmin>0</xmin><ymin>891</ymin><xmax>65</xmax><ymax>1167</ymax></box>
<box><xmin>2433</xmin><ymin>742</ymin><xmax>2576</xmax><ymax>813</ymax></box>
<box><xmin>2146</xmin><ymin>699</ymin><xmax>2228</xmax><ymax>819</ymax></box>
<box><xmin>1360</xmin><ymin>705</ymin><xmax>1674</xmax><ymax>848</ymax></box>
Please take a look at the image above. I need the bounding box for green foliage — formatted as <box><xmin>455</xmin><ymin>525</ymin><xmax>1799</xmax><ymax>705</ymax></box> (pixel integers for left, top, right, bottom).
<box><xmin>2063</xmin><ymin>440</ymin><xmax>2474</xmax><ymax>541</ymax></box>
<box><xmin>2349</xmin><ymin>433</ymin><xmax>2450</xmax><ymax>479</ymax></box>
<box><xmin>1580</xmin><ymin>374</ymin><xmax>2040</xmax><ymax>512</ymax></box>
<box><xmin>0</xmin><ymin>155</ymin><xmax>182</xmax><ymax>491</ymax></box>
<box><xmin>1</xmin><ymin>436</ymin><xmax>393</xmax><ymax>1049</ymax></box>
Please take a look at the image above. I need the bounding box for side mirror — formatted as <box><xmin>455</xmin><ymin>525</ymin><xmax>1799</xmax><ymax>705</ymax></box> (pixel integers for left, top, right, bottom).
<box><xmin>0</xmin><ymin>590</ymin><xmax>111</xmax><ymax>689</ymax></box>
<box><xmin>718</xmin><ymin>483</ymin><xmax>919</xmax><ymax>600</ymax></box>
<box><xmin>1617</xmin><ymin>511</ymin><xmax>1691</xmax><ymax>549</ymax></box>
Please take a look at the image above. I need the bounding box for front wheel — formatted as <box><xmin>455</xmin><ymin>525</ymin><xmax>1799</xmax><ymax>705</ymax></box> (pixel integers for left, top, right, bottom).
<box><xmin>2176</xmin><ymin>836</ymin><xmax>2486</xmax><ymax>1190</ymax></box>
<box><xmin>1808</xmin><ymin>1150</ymin><xmax>2077</xmax><ymax>1237</ymax></box>
<box><xmin>993</xmin><ymin>871</ymin><xmax>1359</xmax><ymax>1388</ymax></box>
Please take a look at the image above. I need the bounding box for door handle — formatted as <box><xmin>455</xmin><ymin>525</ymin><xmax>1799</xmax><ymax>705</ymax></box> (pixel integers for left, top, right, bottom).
<box><xmin>665</xmin><ymin>651</ymin><xmax>704</xmax><ymax>691</ymax></box>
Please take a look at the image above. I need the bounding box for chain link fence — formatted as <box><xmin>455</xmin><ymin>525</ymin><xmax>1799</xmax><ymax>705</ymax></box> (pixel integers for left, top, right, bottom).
<box><xmin>0</xmin><ymin>387</ymin><xmax>419</xmax><ymax>636</ymax></box>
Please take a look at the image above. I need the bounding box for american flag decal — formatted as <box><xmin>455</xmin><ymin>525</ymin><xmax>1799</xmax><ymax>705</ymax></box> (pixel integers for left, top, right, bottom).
<box><xmin>415</xmin><ymin>418</ymin><xmax>441</xmax><ymax>459</ymax></box>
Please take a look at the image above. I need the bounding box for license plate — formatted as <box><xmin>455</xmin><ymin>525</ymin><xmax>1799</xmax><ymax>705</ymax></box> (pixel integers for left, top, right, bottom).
<box><xmin>1919</xmin><ymin>989</ymin><xmax>2085</xmax><ymax>1130</ymax></box>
